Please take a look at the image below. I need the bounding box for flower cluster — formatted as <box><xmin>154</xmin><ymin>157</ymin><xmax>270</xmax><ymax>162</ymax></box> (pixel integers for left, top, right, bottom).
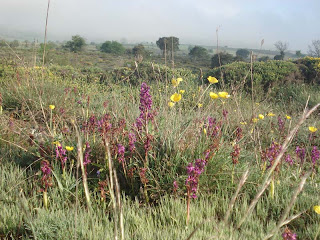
<box><xmin>117</xmin><ymin>144</ymin><xmax>125</xmax><ymax>163</ymax></box>
<box><xmin>55</xmin><ymin>144</ymin><xmax>67</xmax><ymax>168</ymax></box>
<box><xmin>84</xmin><ymin>142</ymin><xmax>91</xmax><ymax>166</ymax></box>
<box><xmin>282</xmin><ymin>227</ymin><xmax>297</xmax><ymax>240</ymax></box>
<box><xmin>295</xmin><ymin>146</ymin><xmax>305</xmax><ymax>164</ymax></box>
<box><xmin>40</xmin><ymin>160</ymin><xmax>52</xmax><ymax>191</ymax></box>
<box><xmin>136</xmin><ymin>82</ymin><xmax>154</xmax><ymax>130</ymax></box>
<box><xmin>262</xmin><ymin>142</ymin><xmax>282</xmax><ymax>168</ymax></box>
<box><xmin>185</xmin><ymin>158</ymin><xmax>207</xmax><ymax>199</ymax></box>
<box><xmin>128</xmin><ymin>132</ymin><xmax>136</xmax><ymax>152</ymax></box>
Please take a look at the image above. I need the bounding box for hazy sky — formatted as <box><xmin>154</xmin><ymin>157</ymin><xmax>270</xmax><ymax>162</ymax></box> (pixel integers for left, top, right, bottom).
<box><xmin>1</xmin><ymin>0</ymin><xmax>319</xmax><ymax>51</ymax></box>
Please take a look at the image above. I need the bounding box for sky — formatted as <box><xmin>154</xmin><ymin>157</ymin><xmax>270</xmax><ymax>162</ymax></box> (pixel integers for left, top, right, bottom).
<box><xmin>0</xmin><ymin>0</ymin><xmax>319</xmax><ymax>52</ymax></box>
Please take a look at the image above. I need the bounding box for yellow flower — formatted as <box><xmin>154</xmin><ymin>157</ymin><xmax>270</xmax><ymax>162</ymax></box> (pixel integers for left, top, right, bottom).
<box><xmin>314</xmin><ymin>205</ymin><xmax>320</xmax><ymax>214</ymax></box>
<box><xmin>267</xmin><ymin>112</ymin><xmax>276</xmax><ymax>117</ymax></box>
<box><xmin>66</xmin><ymin>146</ymin><xmax>74</xmax><ymax>151</ymax></box>
<box><xmin>49</xmin><ymin>105</ymin><xmax>55</xmax><ymax>110</ymax></box>
<box><xmin>252</xmin><ymin>118</ymin><xmax>259</xmax><ymax>123</ymax></box>
<box><xmin>170</xmin><ymin>93</ymin><xmax>182</xmax><ymax>102</ymax></box>
<box><xmin>286</xmin><ymin>115</ymin><xmax>291</xmax><ymax>120</ymax></box>
<box><xmin>168</xmin><ymin>102</ymin><xmax>175</xmax><ymax>107</ymax></box>
<box><xmin>209</xmin><ymin>92</ymin><xmax>219</xmax><ymax>99</ymax></box>
<box><xmin>218</xmin><ymin>92</ymin><xmax>230</xmax><ymax>98</ymax></box>
<box><xmin>203</xmin><ymin>128</ymin><xmax>207</xmax><ymax>135</ymax></box>
<box><xmin>52</xmin><ymin>141</ymin><xmax>61</xmax><ymax>147</ymax></box>
<box><xmin>197</xmin><ymin>103</ymin><xmax>203</xmax><ymax>108</ymax></box>
<box><xmin>240</xmin><ymin>121</ymin><xmax>247</xmax><ymax>125</ymax></box>
<box><xmin>207</xmin><ymin>76</ymin><xmax>218</xmax><ymax>84</ymax></box>
<box><xmin>171</xmin><ymin>78</ymin><xmax>183</xmax><ymax>87</ymax></box>
<box><xmin>179</xmin><ymin>90</ymin><xmax>185</xmax><ymax>94</ymax></box>
<box><xmin>258</xmin><ymin>114</ymin><xmax>264</xmax><ymax>120</ymax></box>
<box><xmin>309</xmin><ymin>126</ymin><xmax>318</xmax><ymax>133</ymax></box>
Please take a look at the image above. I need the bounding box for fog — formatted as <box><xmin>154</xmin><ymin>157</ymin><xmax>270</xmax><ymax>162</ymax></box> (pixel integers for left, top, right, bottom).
<box><xmin>0</xmin><ymin>0</ymin><xmax>319</xmax><ymax>51</ymax></box>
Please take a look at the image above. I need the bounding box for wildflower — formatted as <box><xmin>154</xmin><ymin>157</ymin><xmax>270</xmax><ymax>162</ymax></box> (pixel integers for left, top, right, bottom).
<box><xmin>295</xmin><ymin>146</ymin><xmax>305</xmax><ymax>164</ymax></box>
<box><xmin>286</xmin><ymin>115</ymin><xmax>291</xmax><ymax>120</ymax></box>
<box><xmin>267</xmin><ymin>112</ymin><xmax>276</xmax><ymax>117</ymax></box>
<box><xmin>309</xmin><ymin>126</ymin><xmax>318</xmax><ymax>133</ymax></box>
<box><xmin>128</xmin><ymin>132</ymin><xmax>136</xmax><ymax>152</ymax></box>
<box><xmin>285</xmin><ymin>154</ymin><xmax>294</xmax><ymax>165</ymax></box>
<box><xmin>49</xmin><ymin>105</ymin><xmax>55</xmax><ymax>110</ymax></box>
<box><xmin>117</xmin><ymin>144</ymin><xmax>125</xmax><ymax>163</ymax></box>
<box><xmin>168</xmin><ymin>101</ymin><xmax>175</xmax><ymax>107</ymax></box>
<box><xmin>209</xmin><ymin>92</ymin><xmax>219</xmax><ymax>99</ymax></box>
<box><xmin>314</xmin><ymin>205</ymin><xmax>320</xmax><ymax>214</ymax></box>
<box><xmin>252</xmin><ymin>118</ymin><xmax>259</xmax><ymax>123</ymax></box>
<box><xmin>136</xmin><ymin>82</ymin><xmax>155</xmax><ymax>130</ymax></box>
<box><xmin>83</xmin><ymin>142</ymin><xmax>91</xmax><ymax>166</ymax></box>
<box><xmin>179</xmin><ymin>90</ymin><xmax>185</xmax><ymax>94</ymax></box>
<box><xmin>240</xmin><ymin>121</ymin><xmax>247</xmax><ymax>125</ymax></box>
<box><xmin>231</xmin><ymin>144</ymin><xmax>240</xmax><ymax>164</ymax></box>
<box><xmin>52</xmin><ymin>141</ymin><xmax>61</xmax><ymax>146</ymax></box>
<box><xmin>207</xmin><ymin>76</ymin><xmax>218</xmax><ymax>84</ymax></box>
<box><xmin>56</xmin><ymin>144</ymin><xmax>67</xmax><ymax>168</ymax></box>
<box><xmin>222</xmin><ymin>109</ymin><xmax>228</xmax><ymax>119</ymax></box>
<box><xmin>218</xmin><ymin>92</ymin><xmax>230</xmax><ymax>98</ymax></box>
<box><xmin>185</xmin><ymin>158</ymin><xmax>207</xmax><ymax>199</ymax></box>
<box><xmin>65</xmin><ymin>146</ymin><xmax>74</xmax><ymax>151</ymax></box>
<box><xmin>258</xmin><ymin>114</ymin><xmax>264</xmax><ymax>120</ymax></box>
<box><xmin>197</xmin><ymin>103</ymin><xmax>203</xmax><ymax>108</ymax></box>
<box><xmin>139</xmin><ymin>168</ymin><xmax>148</xmax><ymax>184</ymax></box>
<box><xmin>40</xmin><ymin>160</ymin><xmax>52</xmax><ymax>190</ymax></box>
<box><xmin>170</xmin><ymin>93</ymin><xmax>182</xmax><ymax>102</ymax></box>
<box><xmin>282</xmin><ymin>227</ymin><xmax>297</xmax><ymax>240</ymax></box>
<box><xmin>311</xmin><ymin>146</ymin><xmax>320</xmax><ymax>166</ymax></box>
<box><xmin>172</xmin><ymin>78</ymin><xmax>183</xmax><ymax>87</ymax></box>
<box><xmin>203</xmin><ymin>128</ymin><xmax>207</xmax><ymax>135</ymax></box>
<box><xmin>264</xmin><ymin>142</ymin><xmax>282</xmax><ymax>168</ymax></box>
<box><xmin>278</xmin><ymin>116</ymin><xmax>285</xmax><ymax>133</ymax></box>
<box><xmin>173</xmin><ymin>180</ymin><xmax>178</xmax><ymax>193</ymax></box>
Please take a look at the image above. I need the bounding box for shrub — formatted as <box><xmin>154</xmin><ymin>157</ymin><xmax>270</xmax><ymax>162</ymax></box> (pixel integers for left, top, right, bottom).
<box><xmin>205</xmin><ymin>60</ymin><xmax>298</xmax><ymax>93</ymax></box>
<box><xmin>100</xmin><ymin>41</ymin><xmax>126</xmax><ymax>55</ymax></box>
<box><xmin>294</xmin><ymin>57</ymin><xmax>320</xmax><ymax>84</ymax></box>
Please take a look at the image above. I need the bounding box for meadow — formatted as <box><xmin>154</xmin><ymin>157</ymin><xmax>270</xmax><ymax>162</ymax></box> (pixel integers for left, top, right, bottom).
<box><xmin>0</xmin><ymin>45</ymin><xmax>320</xmax><ymax>240</ymax></box>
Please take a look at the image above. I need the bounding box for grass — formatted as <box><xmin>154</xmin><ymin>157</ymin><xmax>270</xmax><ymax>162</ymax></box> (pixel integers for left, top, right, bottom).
<box><xmin>0</xmin><ymin>49</ymin><xmax>320</xmax><ymax>239</ymax></box>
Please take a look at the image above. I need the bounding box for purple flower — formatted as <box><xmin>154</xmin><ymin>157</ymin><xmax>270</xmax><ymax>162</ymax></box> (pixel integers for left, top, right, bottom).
<box><xmin>311</xmin><ymin>146</ymin><xmax>320</xmax><ymax>166</ymax></box>
<box><xmin>285</xmin><ymin>154</ymin><xmax>294</xmax><ymax>165</ymax></box>
<box><xmin>264</xmin><ymin>142</ymin><xmax>282</xmax><ymax>168</ymax></box>
<box><xmin>84</xmin><ymin>142</ymin><xmax>91</xmax><ymax>166</ymax></box>
<box><xmin>295</xmin><ymin>146</ymin><xmax>305</xmax><ymax>164</ymax></box>
<box><xmin>185</xmin><ymin>158</ymin><xmax>207</xmax><ymax>198</ymax></box>
<box><xmin>282</xmin><ymin>227</ymin><xmax>297</xmax><ymax>240</ymax></box>
<box><xmin>278</xmin><ymin>116</ymin><xmax>285</xmax><ymax>133</ymax></box>
<box><xmin>222</xmin><ymin>109</ymin><xmax>228</xmax><ymax>119</ymax></box>
<box><xmin>55</xmin><ymin>144</ymin><xmax>67</xmax><ymax>168</ymax></box>
<box><xmin>128</xmin><ymin>132</ymin><xmax>136</xmax><ymax>152</ymax></box>
<box><xmin>40</xmin><ymin>160</ymin><xmax>52</xmax><ymax>190</ymax></box>
<box><xmin>135</xmin><ymin>82</ymin><xmax>154</xmax><ymax>130</ymax></box>
<box><xmin>117</xmin><ymin>144</ymin><xmax>125</xmax><ymax>163</ymax></box>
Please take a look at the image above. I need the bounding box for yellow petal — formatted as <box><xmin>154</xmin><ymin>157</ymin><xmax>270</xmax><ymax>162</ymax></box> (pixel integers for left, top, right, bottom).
<box><xmin>267</xmin><ymin>112</ymin><xmax>275</xmax><ymax>117</ymax></box>
<box><xmin>66</xmin><ymin>146</ymin><xmax>74</xmax><ymax>151</ymax></box>
<box><xmin>168</xmin><ymin>102</ymin><xmax>175</xmax><ymax>107</ymax></box>
<box><xmin>207</xmin><ymin>76</ymin><xmax>219</xmax><ymax>84</ymax></box>
<box><xmin>179</xmin><ymin>90</ymin><xmax>185</xmax><ymax>94</ymax></box>
<box><xmin>170</xmin><ymin>93</ymin><xmax>182</xmax><ymax>102</ymax></box>
<box><xmin>314</xmin><ymin>205</ymin><xmax>320</xmax><ymax>214</ymax></box>
<box><xmin>49</xmin><ymin>105</ymin><xmax>55</xmax><ymax>110</ymax></box>
<box><xmin>218</xmin><ymin>92</ymin><xmax>230</xmax><ymax>99</ymax></box>
<box><xmin>209</xmin><ymin>92</ymin><xmax>219</xmax><ymax>99</ymax></box>
<box><xmin>286</xmin><ymin>115</ymin><xmax>291</xmax><ymax>120</ymax></box>
<box><xmin>309</xmin><ymin>126</ymin><xmax>318</xmax><ymax>133</ymax></box>
<box><xmin>258</xmin><ymin>114</ymin><xmax>264</xmax><ymax>120</ymax></box>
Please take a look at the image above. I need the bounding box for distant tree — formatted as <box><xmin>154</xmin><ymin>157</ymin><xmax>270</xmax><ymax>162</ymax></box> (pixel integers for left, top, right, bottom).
<box><xmin>295</xmin><ymin>50</ymin><xmax>302</xmax><ymax>58</ymax></box>
<box><xmin>0</xmin><ymin>40</ymin><xmax>6</xmax><ymax>48</ymax></box>
<box><xmin>211</xmin><ymin>52</ymin><xmax>234</xmax><ymax>68</ymax></box>
<box><xmin>236</xmin><ymin>49</ymin><xmax>250</xmax><ymax>59</ymax></box>
<box><xmin>308</xmin><ymin>40</ymin><xmax>320</xmax><ymax>57</ymax></box>
<box><xmin>156</xmin><ymin>37</ymin><xmax>179</xmax><ymax>57</ymax></box>
<box><xmin>274</xmin><ymin>41</ymin><xmax>288</xmax><ymax>60</ymax></box>
<box><xmin>63</xmin><ymin>35</ymin><xmax>86</xmax><ymax>52</ymax></box>
<box><xmin>100</xmin><ymin>41</ymin><xmax>125</xmax><ymax>54</ymax></box>
<box><xmin>189</xmin><ymin>46</ymin><xmax>209</xmax><ymax>60</ymax></box>
<box><xmin>258</xmin><ymin>56</ymin><xmax>270</xmax><ymax>62</ymax></box>
<box><xmin>132</xmin><ymin>44</ymin><xmax>146</xmax><ymax>57</ymax></box>
<box><xmin>9</xmin><ymin>40</ymin><xmax>19</xmax><ymax>48</ymax></box>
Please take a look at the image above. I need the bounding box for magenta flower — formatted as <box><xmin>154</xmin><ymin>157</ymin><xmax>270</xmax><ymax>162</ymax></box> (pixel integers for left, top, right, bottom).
<box><xmin>128</xmin><ymin>132</ymin><xmax>136</xmax><ymax>152</ymax></box>
<box><xmin>295</xmin><ymin>146</ymin><xmax>305</xmax><ymax>164</ymax></box>
<box><xmin>117</xmin><ymin>144</ymin><xmax>125</xmax><ymax>163</ymax></box>
<box><xmin>311</xmin><ymin>146</ymin><xmax>320</xmax><ymax>166</ymax></box>
<box><xmin>136</xmin><ymin>82</ymin><xmax>155</xmax><ymax>130</ymax></box>
<box><xmin>282</xmin><ymin>227</ymin><xmax>297</xmax><ymax>240</ymax></box>
<box><xmin>285</xmin><ymin>154</ymin><xmax>294</xmax><ymax>165</ymax></box>
<box><xmin>84</xmin><ymin>142</ymin><xmax>91</xmax><ymax>166</ymax></box>
<box><xmin>185</xmin><ymin>158</ymin><xmax>207</xmax><ymax>198</ymax></box>
<box><xmin>55</xmin><ymin>144</ymin><xmax>67</xmax><ymax>168</ymax></box>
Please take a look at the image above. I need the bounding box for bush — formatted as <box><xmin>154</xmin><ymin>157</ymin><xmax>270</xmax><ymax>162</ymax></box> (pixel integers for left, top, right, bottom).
<box><xmin>100</xmin><ymin>41</ymin><xmax>126</xmax><ymax>55</ymax></box>
<box><xmin>294</xmin><ymin>57</ymin><xmax>320</xmax><ymax>84</ymax></box>
<box><xmin>205</xmin><ymin>60</ymin><xmax>299</xmax><ymax>93</ymax></box>
<box><xmin>211</xmin><ymin>52</ymin><xmax>234</xmax><ymax>68</ymax></box>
